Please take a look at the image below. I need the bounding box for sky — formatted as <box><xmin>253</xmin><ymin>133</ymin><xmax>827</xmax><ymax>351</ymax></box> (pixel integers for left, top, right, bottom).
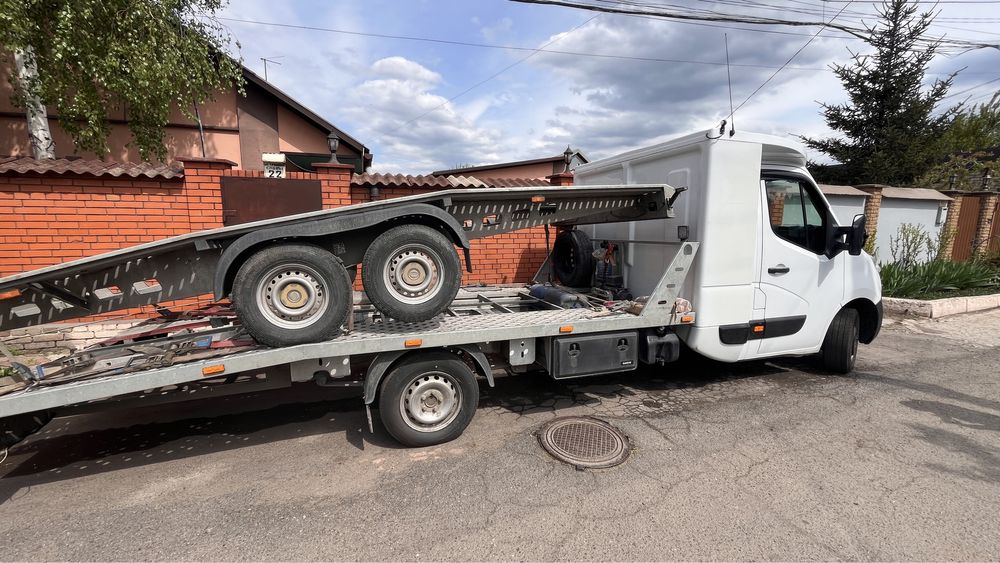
<box><xmin>215</xmin><ymin>0</ymin><xmax>1000</xmax><ymax>173</ymax></box>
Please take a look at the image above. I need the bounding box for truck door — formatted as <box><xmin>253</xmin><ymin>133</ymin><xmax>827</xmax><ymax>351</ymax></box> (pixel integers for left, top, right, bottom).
<box><xmin>755</xmin><ymin>175</ymin><xmax>844</xmax><ymax>356</ymax></box>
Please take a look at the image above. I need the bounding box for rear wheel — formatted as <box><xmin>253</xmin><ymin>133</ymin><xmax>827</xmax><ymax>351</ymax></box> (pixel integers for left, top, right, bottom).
<box><xmin>377</xmin><ymin>351</ymin><xmax>479</xmax><ymax>447</ymax></box>
<box><xmin>821</xmin><ymin>308</ymin><xmax>860</xmax><ymax>373</ymax></box>
<box><xmin>231</xmin><ymin>244</ymin><xmax>352</xmax><ymax>347</ymax></box>
<box><xmin>362</xmin><ymin>224</ymin><xmax>462</xmax><ymax>322</ymax></box>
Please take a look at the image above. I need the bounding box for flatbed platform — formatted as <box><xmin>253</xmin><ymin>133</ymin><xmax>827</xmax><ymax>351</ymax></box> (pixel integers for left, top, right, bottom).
<box><xmin>0</xmin><ymin>238</ymin><xmax>697</xmax><ymax>419</ymax></box>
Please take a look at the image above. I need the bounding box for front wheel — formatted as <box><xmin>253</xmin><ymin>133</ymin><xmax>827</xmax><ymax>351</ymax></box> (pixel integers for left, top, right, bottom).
<box><xmin>820</xmin><ymin>308</ymin><xmax>860</xmax><ymax>374</ymax></box>
<box><xmin>231</xmin><ymin>244</ymin><xmax>352</xmax><ymax>347</ymax></box>
<box><xmin>378</xmin><ymin>351</ymin><xmax>479</xmax><ymax>447</ymax></box>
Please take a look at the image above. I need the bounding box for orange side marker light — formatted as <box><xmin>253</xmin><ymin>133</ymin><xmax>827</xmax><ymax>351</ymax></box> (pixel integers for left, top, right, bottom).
<box><xmin>0</xmin><ymin>289</ymin><xmax>21</xmax><ymax>300</ymax></box>
<box><xmin>202</xmin><ymin>364</ymin><xmax>226</xmax><ymax>376</ymax></box>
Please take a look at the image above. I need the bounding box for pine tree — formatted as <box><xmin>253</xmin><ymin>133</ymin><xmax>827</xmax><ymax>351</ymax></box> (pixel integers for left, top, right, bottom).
<box><xmin>802</xmin><ymin>0</ymin><xmax>956</xmax><ymax>185</ymax></box>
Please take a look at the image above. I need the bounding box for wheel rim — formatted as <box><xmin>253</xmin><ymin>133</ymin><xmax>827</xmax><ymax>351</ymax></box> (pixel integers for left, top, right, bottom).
<box><xmin>398</xmin><ymin>370</ymin><xmax>462</xmax><ymax>433</ymax></box>
<box><xmin>255</xmin><ymin>263</ymin><xmax>329</xmax><ymax>329</ymax></box>
<box><xmin>382</xmin><ymin>243</ymin><xmax>444</xmax><ymax>305</ymax></box>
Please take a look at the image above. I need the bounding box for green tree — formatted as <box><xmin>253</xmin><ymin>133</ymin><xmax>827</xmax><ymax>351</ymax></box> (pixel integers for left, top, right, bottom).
<box><xmin>801</xmin><ymin>0</ymin><xmax>956</xmax><ymax>185</ymax></box>
<box><xmin>0</xmin><ymin>0</ymin><xmax>243</xmax><ymax>161</ymax></box>
<box><xmin>915</xmin><ymin>93</ymin><xmax>1000</xmax><ymax>190</ymax></box>
<box><xmin>939</xmin><ymin>92</ymin><xmax>1000</xmax><ymax>153</ymax></box>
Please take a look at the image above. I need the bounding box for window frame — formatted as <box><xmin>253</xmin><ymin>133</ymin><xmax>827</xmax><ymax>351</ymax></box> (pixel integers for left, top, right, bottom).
<box><xmin>761</xmin><ymin>172</ymin><xmax>831</xmax><ymax>255</ymax></box>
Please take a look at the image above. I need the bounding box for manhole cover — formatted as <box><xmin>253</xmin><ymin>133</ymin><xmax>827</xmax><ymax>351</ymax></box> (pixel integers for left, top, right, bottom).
<box><xmin>537</xmin><ymin>416</ymin><xmax>631</xmax><ymax>469</ymax></box>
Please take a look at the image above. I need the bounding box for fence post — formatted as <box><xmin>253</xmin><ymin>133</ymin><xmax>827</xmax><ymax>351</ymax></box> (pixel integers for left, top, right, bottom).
<box><xmin>939</xmin><ymin>190</ymin><xmax>964</xmax><ymax>261</ymax></box>
<box><xmin>177</xmin><ymin>156</ymin><xmax>235</xmax><ymax>231</ymax></box>
<box><xmin>313</xmin><ymin>162</ymin><xmax>355</xmax><ymax>208</ymax></box>
<box><xmin>854</xmin><ymin>184</ymin><xmax>884</xmax><ymax>238</ymax></box>
<box><xmin>973</xmin><ymin>191</ymin><xmax>999</xmax><ymax>258</ymax></box>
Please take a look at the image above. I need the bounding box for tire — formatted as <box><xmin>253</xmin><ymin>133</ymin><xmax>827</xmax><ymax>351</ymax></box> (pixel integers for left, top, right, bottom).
<box><xmin>552</xmin><ymin>229</ymin><xmax>594</xmax><ymax>287</ymax></box>
<box><xmin>821</xmin><ymin>307</ymin><xmax>860</xmax><ymax>374</ymax></box>
<box><xmin>231</xmin><ymin>244</ymin><xmax>352</xmax><ymax>347</ymax></box>
<box><xmin>362</xmin><ymin>224</ymin><xmax>462</xmax><ymax>322</ymax></box>
<box><xmin>378</xmin><ymin>351</ymin><xmax>479</xmax><ymax>447</ymax></box>
<box><xmin>1</xmin><ymin>410</ymin><xmax>53</xmax><ymax>449</ymax></box>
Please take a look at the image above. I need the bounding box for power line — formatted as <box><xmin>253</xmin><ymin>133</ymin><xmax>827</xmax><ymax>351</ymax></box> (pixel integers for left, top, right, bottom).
<box><xmin>510</xmin><ymin>0</ymin><xmax>1000</xmax><ymax>50</ymax></box>
<box><xmin>218</xmin><ymin>16</ymin><xmax>981</xmax><ymax>76</ymax></box>
<box><xmin>728</xmin><ymin>0</ymin><xmax>855</xmax><ymax>119</ymax></box>
<box><xmin>218</xmin><ymin>16</ymin><xmax>831</xmax><ymax>70</ymax></box>
<box><xmin>941</xmin><ymin>76</ymin><xmax>1000</xmax><ymax>99</ymax></box>
<box><xmin>821</xmin><ymin>0</ymin><xmax>1000</xmax><ymax>3</ymax></box>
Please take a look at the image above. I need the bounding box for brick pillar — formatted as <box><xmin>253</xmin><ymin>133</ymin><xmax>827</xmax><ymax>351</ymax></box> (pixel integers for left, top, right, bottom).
<box><xmin>768</xmin><ymin>191</ymin><xmax>785</xmax><ymax>225</ymax></box>
<box><xmin>939</xmin><ymin>190</ymin><xmax>964</xmax><ymax>261</ymax></box>
<box><xmin>177</xmin><ymin>157</ymin><xmax>235</xmax><ymax>231</ymax></box>
<box><xmin>546</xmin><ymin>172</ymin><xmax>574</xmax><ymax>186</ymax></box>
<box><xmin>973</xmin><ymin>191</ymin><xmax>999</xmax><ymax>258</ymax></box>
<box><xmin>314</xmin><ymin>162</ymin><xmax>355</xmax><ymax>208</ymax></box>
<box><xmin>855</xmin><ymin>184</ymin><xmax>884</xmax><ymax>237</ymax></box>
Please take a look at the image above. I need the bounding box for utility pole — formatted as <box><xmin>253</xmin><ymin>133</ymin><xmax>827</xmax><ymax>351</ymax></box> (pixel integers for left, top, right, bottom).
<box><xmin>14</xmin><ymin>47</ymin><xmax>55</xmax><ymax>159</ymax></box>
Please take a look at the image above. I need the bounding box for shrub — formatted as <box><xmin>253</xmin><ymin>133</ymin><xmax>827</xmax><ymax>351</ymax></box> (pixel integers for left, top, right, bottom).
<box><xmin>881</xmin><ymin>259</ymin><xmax>999</xmax><ymax>298</ymax></box>
<box><xmin>889</xmin><ymin>223</ymin><xmax>933</xmax><ymax>268</ymax></box>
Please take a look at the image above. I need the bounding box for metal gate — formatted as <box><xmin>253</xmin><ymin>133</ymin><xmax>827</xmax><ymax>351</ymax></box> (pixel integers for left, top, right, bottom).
<box><xmin>951</xmin><ymin>194</ymin><xmax>983</xmax><ymax>261</ymax></box>
<box><xmin>220</xmin><ymin>177</ymin><xmax>323</xmax><ymax>226</ymax></box>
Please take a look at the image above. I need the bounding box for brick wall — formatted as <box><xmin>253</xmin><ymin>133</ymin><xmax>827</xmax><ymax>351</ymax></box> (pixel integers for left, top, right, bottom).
<box><xmin>0</xmin><ymin>175</ymin><xmax>191</xmax><ymax>276</ymax></box>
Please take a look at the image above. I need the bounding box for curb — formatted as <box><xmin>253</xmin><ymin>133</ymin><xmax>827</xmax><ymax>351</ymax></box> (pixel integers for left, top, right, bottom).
<box><xmin>883</xmin><ymin>293</ymin><xmax>1000</xmax><ymax>318</ymax></box>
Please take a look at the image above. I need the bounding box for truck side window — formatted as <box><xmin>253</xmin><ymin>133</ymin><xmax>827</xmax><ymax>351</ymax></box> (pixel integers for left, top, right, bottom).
<box><xmin>764</xmin><ymin>178</ymin><xmax>826</xmax><ymax>254</ymax></box>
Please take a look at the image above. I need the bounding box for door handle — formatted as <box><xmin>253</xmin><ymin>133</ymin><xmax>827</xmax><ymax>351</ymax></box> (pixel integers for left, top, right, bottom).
<box><xmin>768</xmin><ymin>265</ymin><xmax>790</xmax><ymax>274</ymax></box>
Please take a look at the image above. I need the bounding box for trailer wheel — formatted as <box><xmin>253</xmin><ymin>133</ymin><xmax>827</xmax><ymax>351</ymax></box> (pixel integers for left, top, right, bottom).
<box><xmin>820</xmin><ymin>307</ymin><xmax>860</xmax><ymax>374</ymax></box>
<box><xmin>378</xmin><ymin>351</ymin><xmax>478</xmax><ymax>447</ymax></box>
<box><xmin>552</xmin><ymin>229</ymin><xmax>594</xmax><ymax>287</ymax></box>
<box><xmin>362</xmin><ymin>224</ymin><xmax>462</xmax><ymax>322</ymax></box>
<box><xmin>231</xmin><ymin>244</ymin><xmax>352</xmax><ymax>347</ymax></box>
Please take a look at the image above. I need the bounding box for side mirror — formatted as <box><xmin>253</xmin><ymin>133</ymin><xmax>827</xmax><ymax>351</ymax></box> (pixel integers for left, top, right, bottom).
<box><xmin>848</xmin><ymin>214</ymin><xmax>866</xmax><ymax>256</ymax></box>
<box><xmin>825</xmin><ymin>213</ymin><xmax>867</xmax><ymax>258</ymax></box>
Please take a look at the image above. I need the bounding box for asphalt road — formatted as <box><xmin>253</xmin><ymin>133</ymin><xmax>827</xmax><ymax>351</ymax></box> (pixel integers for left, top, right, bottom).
<box><xmin>1</xmin><ymin>310</ymin><xmax>999</xmax><ymax>561</ymax></box>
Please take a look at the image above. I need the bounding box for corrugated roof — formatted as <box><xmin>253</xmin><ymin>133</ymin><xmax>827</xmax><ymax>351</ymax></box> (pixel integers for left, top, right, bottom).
<box><xmin>880</xmin><ymin>186</ymin><xmax>952</xmax><ymax>202</ymax></box>
<box><xmin>0</xmin><ymin>156</ymin><xmax>183</xmax><ymax>179</ymax></box>
<box><xmin>819</xmin><ymin>184</ymin><xmax>867</xmax><ymax>197</ymax></box>
<box><xmin>352</xmin><ymin>173</ymin><xmax>551</xmax><ymax>189</ymax></box>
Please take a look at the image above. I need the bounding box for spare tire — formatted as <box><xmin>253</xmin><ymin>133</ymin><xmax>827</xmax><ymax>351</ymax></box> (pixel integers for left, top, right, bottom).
<box><xmin>552</xmin><ymin>229</ymin><xmax>594</xmax><ymax>288</ymax></box>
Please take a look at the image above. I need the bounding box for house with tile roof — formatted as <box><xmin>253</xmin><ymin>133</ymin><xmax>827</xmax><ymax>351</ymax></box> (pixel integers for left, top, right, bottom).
<box><xmin>0</xmin><ymin>65</ymin><xmax>371</xmax><ymax>173</ymax></box>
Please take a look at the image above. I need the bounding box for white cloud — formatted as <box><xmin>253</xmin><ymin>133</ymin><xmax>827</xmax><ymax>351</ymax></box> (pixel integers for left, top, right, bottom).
<box><xmin>371</xmin><ymin>56</ymin><xmax>442</xmax><ymax>85</ymax></box>
<box><xmin>344</xmin><ymin>57</ymin><xmax>502</xmax><ymax>173</ymax></box>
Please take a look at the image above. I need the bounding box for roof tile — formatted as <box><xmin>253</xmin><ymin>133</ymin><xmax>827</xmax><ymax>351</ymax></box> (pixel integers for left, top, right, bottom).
<box><xmin>0</xmin><ymin>156</ymin><xmax>183</xmax><ymax>180</ymax></box>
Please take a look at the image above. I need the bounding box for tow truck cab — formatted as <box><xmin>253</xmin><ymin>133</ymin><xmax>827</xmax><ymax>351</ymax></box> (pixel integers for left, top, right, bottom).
<box><xmin>575</xmin><ymin>130</ymin><xmax>882</xmax><ymax>363</ymax></box>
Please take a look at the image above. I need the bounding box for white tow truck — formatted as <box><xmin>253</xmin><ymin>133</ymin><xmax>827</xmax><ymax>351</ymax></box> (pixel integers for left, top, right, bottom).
<box><xmin>0</xmin><ymin>131</ymin><xmax>881</xmax><ymax>449</ymax></box>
